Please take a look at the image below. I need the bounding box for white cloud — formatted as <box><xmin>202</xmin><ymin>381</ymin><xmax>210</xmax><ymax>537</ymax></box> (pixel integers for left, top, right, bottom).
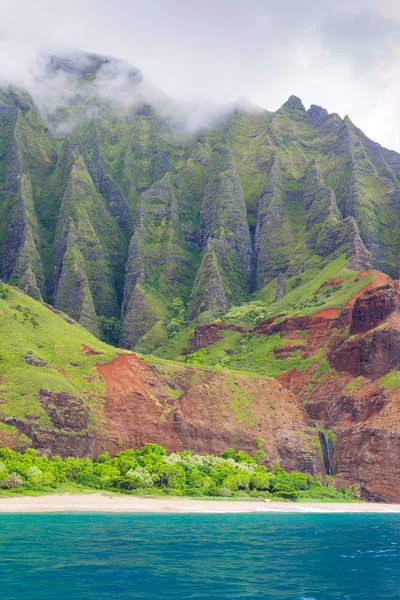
<box><xmin>0</xmin><ymin>0</ymin><xmax>399</xmax><ymax>148</ymax></box>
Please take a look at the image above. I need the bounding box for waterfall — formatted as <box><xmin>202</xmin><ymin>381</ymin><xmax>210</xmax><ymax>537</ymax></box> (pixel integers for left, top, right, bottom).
<box><xmin>318</xmin><ymin>430</ymin><xmax>334</xmax><ymax>475</ymax></box>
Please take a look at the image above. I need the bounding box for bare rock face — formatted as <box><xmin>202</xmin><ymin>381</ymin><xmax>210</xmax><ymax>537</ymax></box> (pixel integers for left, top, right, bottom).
<box><xmin>39</xmin><ymin>388</ymin><xmax>89</xmax><ymax>431</ymax></box>
<box><xmin>192</xmin><ymin>323</ymin><xmax>249</xmax><ymax>351</ymax></box>
<box><xmin>337</xmin><ymin>217</ymin><xmax>372</xmax><ymax>272</ymax></box>
<box><xmin>329</xmin><ymin>283</ymin><xmax>400</xmax><ymax>380</ymax></box>
<box><xmin>334</xmin><ymin>425</ymin><xmax>400</xmax><ymax>503</ymax></box>
<box><xmin>350</xmin><ymin>282</ymin><xmax>400</xmax><ymax>334</ymax></box>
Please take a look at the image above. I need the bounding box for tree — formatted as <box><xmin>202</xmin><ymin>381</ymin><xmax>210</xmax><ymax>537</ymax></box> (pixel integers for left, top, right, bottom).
<box><xmin>1</xmin><ymin>472</ymin><xmax>22</xmax><ymax>489</ymax></box>
<box><xmin>0</xmin><ymin>284</ymin><xmax>9</xmax><ymax>299</ymax></box>
<box><xmin>167</xmin><ymin>298</ymin><xmax>186</xmax><ymax>338</ymax></box>
<box><xmin>98</xmin><ymin>316</ymin><xmax>122</xmax><ymax>347</ymax></box>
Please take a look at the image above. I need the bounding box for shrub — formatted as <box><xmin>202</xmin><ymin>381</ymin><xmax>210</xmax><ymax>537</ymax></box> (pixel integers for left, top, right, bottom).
<box><xmin>250</xmin><ymin>469</ymin><xmax>272</xmax><ymax>491</ymax></box>
<box><xmin>272</xmin><ymin>482</ymin><xmax>298</xmax><ymax>500</ymax></box>
<box><xmin>234</xmin><ymin>450</ymin><xmax>256</xmax><ymax>464</ymax></box>
<box><xmin>26</xmin><ymin>466</ymin><xmax>45</xmax><ymax>486</ymax></box>
<box><xmin>1</xmin><ymin>472</ymin><xmax>23</xmax><ymax>489</ymax></box>
<box><xmin>220</xmin><ymin>448</ymin><xmax>235</xmax><ymax>459</ymax></box>
<box><xmin>0</xmin><ymin>284</ymin><xmax>9</xmax><ymax>299</ymax></box>
<box><xmin>255</xmin><ymin>450</ymin><xmax>265</xmax><ymax>463</ymax></box>
<box><xmin>167</xmin><ymin>298</ymin><xmax>186</xmax><ymax>338</ymax></box>
<box><xmin>126</xmin><ymin>467</ymin><xmax>154</xmax><ymax>487</ymax></box>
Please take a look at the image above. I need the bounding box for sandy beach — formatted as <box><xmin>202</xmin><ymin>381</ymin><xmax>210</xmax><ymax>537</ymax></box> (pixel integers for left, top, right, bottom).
<box><xmin>1</xmin><ymin>494</ymin><xmax>400</xmax><ymax>513</ymax></box>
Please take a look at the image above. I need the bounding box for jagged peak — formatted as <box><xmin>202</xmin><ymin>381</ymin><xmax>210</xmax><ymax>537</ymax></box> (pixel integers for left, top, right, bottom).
<box><xmin>343</xmin><ymin>115</ymin><xmax>354</xmax><ymax>126</ymax></box>
<box><xmin>187</xmin><ymin>238</ymin><xmax>228</xmax><ymax>320</ymax></box>
<box><xmin>307</xmin><ymin>104</ymin><xmax>328</xmax><ymax>119</ymax></box>
<box><xmin>211</xmin><ymin>142</ymin><xmax>233</xmax><ymax>159</ymax></box>
<box><xmin>280</xmin><ymin>95</ymin><xmax>306</xmax><ymax>112</ymax></box>
<box><xmin>46</xmin><ymin>51</ymin><xmax>143</xmax><ymax>85</ymax></box>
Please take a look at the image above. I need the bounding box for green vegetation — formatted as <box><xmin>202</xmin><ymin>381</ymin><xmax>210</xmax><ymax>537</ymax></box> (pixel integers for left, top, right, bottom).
<box><xmin>0</xmin><ymin>444</ymin><xmax>355</xmax><ymax>501</ymax></box>
<box><xmin>0</xmin><ymin>284</ymin><xmax>9</xmax><ymax>299</ymax></box>
<box><xmin>344</xmin><ymin>377</ymin><xmax>364</xmax><ymax>392</ymax></box>
<box><xmin>184</xmin><ymin>332</ymin><xmax>319</xmax><ymax>377</ymax></box>
<box><xmin>98</xmin><ymin>316</ymin><xmax>122</xmax><ymax>347</ymax></box>
<box><xmin>0</xmin><ymin>284</ymin><xmax>118</xmax><ymax>428</ymax></box>
<box><xmin>223</xmin><ymin>258</ymin><xmax>375</xmax><ymax>328</ymax></box>
<box><xmin>2</xmin><ymin>62</ymin><xmax>395</xmax><ymax>355</ymax></box>
<box><xmin>166</xmin><ymin>298</ymin><xmax>187</xmax><ymax>339</ymax></box>
<box><xmin>379</xmin><ymin>371</ymin><xmax>400</xmax><ymax>390</ymax></box>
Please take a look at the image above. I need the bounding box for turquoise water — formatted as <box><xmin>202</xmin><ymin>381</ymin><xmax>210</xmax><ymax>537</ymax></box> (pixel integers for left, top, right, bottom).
<box><xmin>0</xmin><ymin>513</ymin><xmax>399</xmax><ymax>599</ymax></box>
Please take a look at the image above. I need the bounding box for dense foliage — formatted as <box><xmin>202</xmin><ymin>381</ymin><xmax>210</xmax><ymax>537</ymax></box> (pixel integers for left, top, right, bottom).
<box><xmin>0</xmin><ymin>445</ymin><xmax>354</xmax><ymax>501</ymax></box>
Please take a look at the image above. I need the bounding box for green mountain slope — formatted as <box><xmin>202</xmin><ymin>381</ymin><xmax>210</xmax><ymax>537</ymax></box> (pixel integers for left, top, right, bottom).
<box><xmin>1</xmin><ymin>52</ymin><xmax>400</xmax><ymax>355</ymax></box>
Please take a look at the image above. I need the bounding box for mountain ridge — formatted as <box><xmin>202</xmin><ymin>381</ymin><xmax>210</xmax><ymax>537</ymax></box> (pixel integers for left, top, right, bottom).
<box><xmin>2</xmin><ymin>53</ymin><xmax>400</xmax><ymax>351</ymax></box>
<box><xmin>2</xmin><ymin>52</ymin><xmax>400</xmax><ymax>500</ymax></box>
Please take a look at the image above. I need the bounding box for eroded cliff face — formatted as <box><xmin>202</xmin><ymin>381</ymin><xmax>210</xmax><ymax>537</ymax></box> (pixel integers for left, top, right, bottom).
<box><xmin>247</xmin><ymin>275</ymin><xmax>400</xmax><ymax>501</ymax></box>
<box><xmin>96</xmin><ymin>354</ymin><xmax>323</xmax><ymax>475</ymax></box>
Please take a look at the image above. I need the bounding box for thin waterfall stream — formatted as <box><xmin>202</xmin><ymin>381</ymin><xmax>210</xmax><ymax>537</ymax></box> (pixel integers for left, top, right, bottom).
<box><xmin>318</xmin><ymin>430</ymin><xmax>334</xmax><ymax>475</ymax></box>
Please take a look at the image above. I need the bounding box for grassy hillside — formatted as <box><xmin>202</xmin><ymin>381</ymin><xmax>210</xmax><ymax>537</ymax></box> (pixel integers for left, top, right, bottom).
<box><xmin>0</xmin><ymin>282</ymin><xmax>118</xmax><ymax>447</ymax></box>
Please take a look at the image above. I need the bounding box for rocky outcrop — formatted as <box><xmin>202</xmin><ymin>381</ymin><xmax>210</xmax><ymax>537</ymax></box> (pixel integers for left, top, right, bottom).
<box><xmin>2</xmin><ymin>163</ymin><xmax>45</xmax><ymax>299</ymax></box>
<box><xmin>187</xmin><ymin>239</ymin><xmax>228</xmax><ymax>320</ymax></box>
<box><xmin>303</xmin><ymin>161</ymin><xmax>342</xmax><ymax>256</ymax></box>
<box><xmin>336</xmin><ymin>217</ymin><xmax>371</xmax><ymax>271</ymax></box>
<box><xmin>334</xmin><ymin>425</ymin><xmax>400</xmax><ymax>502</ymax></box>
<box><xmin>39</xmin><ymin>388</ymin><xmax>89</xmax><ymax>432</ymax></box>
<box><xmin>280</xmin><ymin>95</ymin><xmax>306</xmax><ymax>112</ymax></box>
<box><xmin>334</xmin><ymin>120</ymin><xmax>384</xmax><ymax>269</ymax></box>
<box><xmin>350</xmin><ymin>282</ymin><xmax>400</xmax><ymax>334</ymax></box>
<box><xmin>121</xmin><ymin>173</ymin><xmax>195</xmax><ymax>347</ymax></box>
<box><xmin>77</xmin><ymin>122</ymin><xmax>133</xmax><ymax>234</ymax></box>
<box><xmin>254</xmin><ymin>158</ymin><xmax>286</xmax><ymax>288</ymax></box>
<box><xmin>192</xmin><ymin>322</ymin><xmax>249</xmax><ymax>351</ymax></box>
<box><xmin>53</xmin><ymin>154</ymin><xmax>122</xmax><ymax>325</ymax></box>
<box><xmin>257</xmin><ymin>278</ymin><xmax>400</xmax><ymax>501</ymax></box>
<box><xmin>54</xmin><ymin>219</ymin><xmax>99</xmax><ymax>336</ymax></box>
<box><xmin>191</xmin><ymin>143</ymin><xmax>252</xmax><ymax>317</ymax></box>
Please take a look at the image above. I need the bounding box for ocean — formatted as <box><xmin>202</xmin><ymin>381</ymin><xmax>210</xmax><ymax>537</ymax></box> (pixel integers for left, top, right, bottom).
<box><xmin>0</xmin><ymin>513</ymin><xmax>399</xmax><ymax>599</ymax></box>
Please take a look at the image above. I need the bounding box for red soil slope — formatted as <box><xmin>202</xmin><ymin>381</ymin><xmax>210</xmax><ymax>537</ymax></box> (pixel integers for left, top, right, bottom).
<box><xmin>96</xmin><ymin>354</ymin><xmax>323</xmax><ymax>474</ymax></box>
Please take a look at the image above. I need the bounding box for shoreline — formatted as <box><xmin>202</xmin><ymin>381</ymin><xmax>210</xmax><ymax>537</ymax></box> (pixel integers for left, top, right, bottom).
<box><xmin>1</xmin><ymin>494</ymin><xmax>400</xmax><ymax>513</ymax></box>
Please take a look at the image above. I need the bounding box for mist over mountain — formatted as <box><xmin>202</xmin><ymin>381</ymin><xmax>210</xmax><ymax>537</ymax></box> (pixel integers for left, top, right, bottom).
<box><xmin>0</xmin><ymin>47</ymin><xmax>264</xmax><ymax>137</ymax></box>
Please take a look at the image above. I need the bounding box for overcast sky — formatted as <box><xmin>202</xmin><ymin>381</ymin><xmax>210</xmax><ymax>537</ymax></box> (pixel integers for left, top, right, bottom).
<box><xmin>1</xmin><ymin>0</ymin><xmax>400</xmax><ymax>149</ymax></box>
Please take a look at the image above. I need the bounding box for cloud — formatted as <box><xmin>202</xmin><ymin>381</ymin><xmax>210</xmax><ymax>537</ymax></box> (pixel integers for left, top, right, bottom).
<box><xmin>0</xmin><ymin>0</ymin><xmax>399</xmax><ymax>148</ymax></box>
